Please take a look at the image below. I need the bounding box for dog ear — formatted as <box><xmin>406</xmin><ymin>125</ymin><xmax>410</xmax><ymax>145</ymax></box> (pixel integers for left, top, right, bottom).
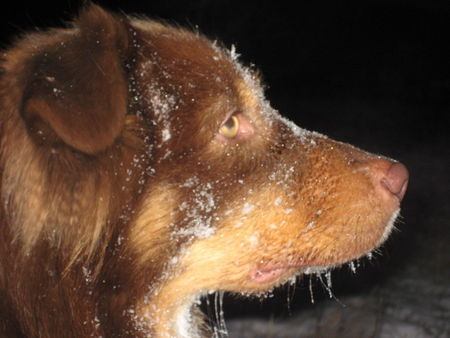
<box><xmin>22</xmin><ymin>4</ymin><xmax>130</xmax><ymax>154</ymax></box>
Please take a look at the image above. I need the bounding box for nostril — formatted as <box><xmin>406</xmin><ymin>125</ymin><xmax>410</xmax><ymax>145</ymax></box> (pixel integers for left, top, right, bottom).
<box><xmin>381</xmin><ymin>162</ymin><xmax>409</xmax><ymax>201</ymax></box>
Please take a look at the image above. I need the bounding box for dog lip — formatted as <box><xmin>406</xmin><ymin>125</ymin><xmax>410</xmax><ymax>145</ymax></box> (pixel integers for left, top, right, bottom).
<box><xmin>250</xmin><ymin>262</ymin><xmax>317</xmax><ymax>284</ymax></box>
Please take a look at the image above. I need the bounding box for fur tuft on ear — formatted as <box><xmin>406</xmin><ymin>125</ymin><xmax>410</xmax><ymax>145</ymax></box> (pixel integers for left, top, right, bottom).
<box><xmin>22</xmin><ymin>4</ymin><xmax>130</xmax><ymax>154</ymax></box>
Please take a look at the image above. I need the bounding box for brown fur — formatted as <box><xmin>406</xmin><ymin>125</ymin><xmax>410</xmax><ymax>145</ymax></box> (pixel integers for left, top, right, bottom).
<box><xmin>0</xmin><ymin>5</ymin><xmax>406</xmax><ymax>337</ymax></box>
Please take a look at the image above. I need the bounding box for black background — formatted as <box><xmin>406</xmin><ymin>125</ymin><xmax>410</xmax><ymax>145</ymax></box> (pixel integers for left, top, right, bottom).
<box><xmin>1</xmin><ymin>1</ymin><xmax>448</xmax><ymax>156</ymax></box>
<box><xmin>1</xmin><ymin>2</ymin><xmax>448</xmax><ymax>150</ymax></box>
<box><xmin>1</xmin><ymin>1</ymin><xmax>449</xmax><ymax>336</ymax></box>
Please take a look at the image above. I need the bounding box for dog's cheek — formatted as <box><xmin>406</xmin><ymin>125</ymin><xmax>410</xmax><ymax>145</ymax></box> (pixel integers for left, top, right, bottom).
<box><xmin>128</xmin><ymin>185</ymin><xmax>180</xmax><ymax>269</ymax></box>
<box><xmin>150</xmin><ymin>186</ymin><xmax>303</xmax><ymax>293</ymax></box>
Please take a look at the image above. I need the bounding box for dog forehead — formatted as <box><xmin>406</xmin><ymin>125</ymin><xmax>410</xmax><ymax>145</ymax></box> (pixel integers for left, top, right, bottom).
<box><xmin>135</xmin><ymin>23</ymin><xmax>229</xmax><ymax>74</ymax></box>
<box><xmin>131</xmin><ymin>19</ymin><xmax>255</xmax><ymax>103</ymax></box>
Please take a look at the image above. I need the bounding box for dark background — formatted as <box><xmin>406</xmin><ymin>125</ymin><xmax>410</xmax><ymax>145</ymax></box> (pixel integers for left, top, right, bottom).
<box><xmin>1</xmin><ymin>1</ymin><xmax>449</xmax><ymax>337</ymax></box>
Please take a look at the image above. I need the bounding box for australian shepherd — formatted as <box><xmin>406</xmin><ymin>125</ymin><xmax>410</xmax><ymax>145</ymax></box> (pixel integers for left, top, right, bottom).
<box><xmin>0</xmin><ymin>5</ymin><xmax>408</xmax><ymax>337</ymax></box>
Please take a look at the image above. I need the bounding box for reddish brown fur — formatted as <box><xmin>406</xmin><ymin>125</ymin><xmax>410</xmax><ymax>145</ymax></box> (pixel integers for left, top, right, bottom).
<box><xmin>0</xmin><ymin>5</ymin><xmax>407</xmax><ymax>337</ymax></box>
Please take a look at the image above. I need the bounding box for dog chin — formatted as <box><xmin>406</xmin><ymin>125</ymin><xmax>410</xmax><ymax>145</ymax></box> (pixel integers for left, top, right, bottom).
<box><xmin>250</xmin><ymin>210</ymin><xmax>401</xmax><ymax>288</ymax></box>
<box><xmin>378</xmin><ymin>208</ymin><xmax>401</xmax><ymax>246</ymax></box>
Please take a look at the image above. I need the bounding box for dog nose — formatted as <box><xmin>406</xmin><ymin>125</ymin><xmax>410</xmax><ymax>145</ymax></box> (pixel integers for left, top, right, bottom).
<box><xmin>380</xmin><ymin>162</ymin><xmax>409</xmax><ymax>201</ymax></box>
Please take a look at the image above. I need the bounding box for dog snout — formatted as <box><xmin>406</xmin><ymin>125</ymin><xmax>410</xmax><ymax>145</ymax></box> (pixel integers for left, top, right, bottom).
<box><xmin>381</xmin><ymin>162</ymin><xmax>409</xmax><ymax>201</ymax></box>
<box><xmin>369</xmin><ymin>159</ymin><xmax>409</xmax><ymax>203</ymax></box>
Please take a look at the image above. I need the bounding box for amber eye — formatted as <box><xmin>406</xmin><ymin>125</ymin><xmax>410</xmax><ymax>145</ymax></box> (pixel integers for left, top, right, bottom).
<box><xmin>219</xmin><ymin>115</ymin><xmax>240</xmax><ymax>138</ymax></box>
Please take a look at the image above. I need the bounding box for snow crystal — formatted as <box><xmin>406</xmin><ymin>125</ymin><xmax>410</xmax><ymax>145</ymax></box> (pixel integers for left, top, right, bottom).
<box><xmin>242</xmin><ymin>202</ymin><xmax>255</xmax><ymax>215</ymax></box>
<box><xmin>161</xmin><ymin>128</ymin><xmax>171</xmax><ymax>142</ymax></box>
<box><xmin>144</xmin><ymin>83</ymin><xmax>177</xmax><ymax>147</ymax></box>
<box><xmin>82</xmin><ymin>266</ymin><xmax>92</xmax><ymax>284</ymax></box>
<box><xmin>348</xmin><ymin>261</ymin><xmax>357</xmax><ymax>273</ymax></box>
<box><xmin>175</xmin><ymin>180</ymin><xmax>218</xmax><ymax>240</ymax></box>
<box><xmin>309</xmin><ymin>277</ymin><xmax>315</xmax><ymax>304</ymax></box>
<box><xmin>325</xmin><ymin>271</ymin><xmax>333</xmax><ymax>289</ymax></box>
<box><xmin>304</xmin><ymin>266</ymin><xmax>332</xmax><ymax>275</ymax></box>
<box><xmin>224</xmin><ymin>209</ymin><xmax>233</xmax><ymax>216</ymax></box>
<box><xmin>180</xmin><ymin>177</ymin><xmax>199</xmax><ymax>188</ymax></box>
<box><xmin>229</xmin><ymin>44</ymin><xmax>240</xmax><ymax>61</ymax></box>
<box><xmin>117</xmin><ymin>235</ymin><xmax>124</xmax><ymax>245</ymax></box>
<box><xmin>304</xmin><ymin>221</ymin><xmax>315</xmax><ymax>232</ymax></box>
<box><xmin>273</xmin><ymin>197</ymin><xmax>283</xmax><ymax>207</ymax></box>
<box><xmin>177</xmin><ymin>223</ymin><xmax>216</xmax><ymax>240</ymax></box>
<box><xmin>93</xmin><ymin>316</ymin><xmax>101</xmax><ymax>330</ymax></box>
<box><xmin>234</xmin><ymin>221</ymin><xmax>244</xmax><ymax>228</ymax></box>
<box><xmin>247</xmin><ymin>234</ymin><xmax>259</xmax><ymax>248</ymax></box>
<box><xmin>267</xmin><ymin>163</ymin><xmax>297</xmax><ymax>191</ymax></box>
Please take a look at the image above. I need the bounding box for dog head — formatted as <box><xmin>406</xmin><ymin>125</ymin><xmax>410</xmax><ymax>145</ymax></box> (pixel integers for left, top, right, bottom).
<box><xmin>0</xmin><ymin>5</ymin><xmax>408</xmax><ymax>336</ymax></box>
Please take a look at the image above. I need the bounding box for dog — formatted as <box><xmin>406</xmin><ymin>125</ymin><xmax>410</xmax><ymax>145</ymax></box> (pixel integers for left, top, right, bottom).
<box><xmin>0</xmin><ymin>4</ymin><xmax>408</xmax><ymax>337</ymax></box>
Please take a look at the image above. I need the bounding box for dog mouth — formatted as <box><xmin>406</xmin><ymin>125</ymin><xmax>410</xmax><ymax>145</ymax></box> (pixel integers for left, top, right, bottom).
<box><xmin>250</xmin><ymin>265</ymin><xmax>298</xmax><ymax>284</ymax></box>
<box><xmin>250</xmin><ymin>262</ymin><xmax>331</xmax><ymax>284</ymax></box>
<box><xmin>250</xmin><ymin>206</ymin><xmax>402</xmax><ymax>285</ymax></box>
<box><xmin>250</xmin><ymin>259</ymin><xmax>365</xmax><ymax>285</ymax></box>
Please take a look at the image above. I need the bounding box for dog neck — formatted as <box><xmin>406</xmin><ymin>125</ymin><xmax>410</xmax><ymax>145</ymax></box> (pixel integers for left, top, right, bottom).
<box><xmin>134</xmin><ymin>274</ymin><xmax>205</xmax><ymax>337</ymax></box>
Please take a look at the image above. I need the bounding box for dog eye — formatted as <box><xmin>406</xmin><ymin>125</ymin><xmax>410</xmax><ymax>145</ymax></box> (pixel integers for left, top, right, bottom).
<box><xmin>219</xmin><ymin>115</ymin><xmax>240</xmax><ymax>138</ymax></box>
